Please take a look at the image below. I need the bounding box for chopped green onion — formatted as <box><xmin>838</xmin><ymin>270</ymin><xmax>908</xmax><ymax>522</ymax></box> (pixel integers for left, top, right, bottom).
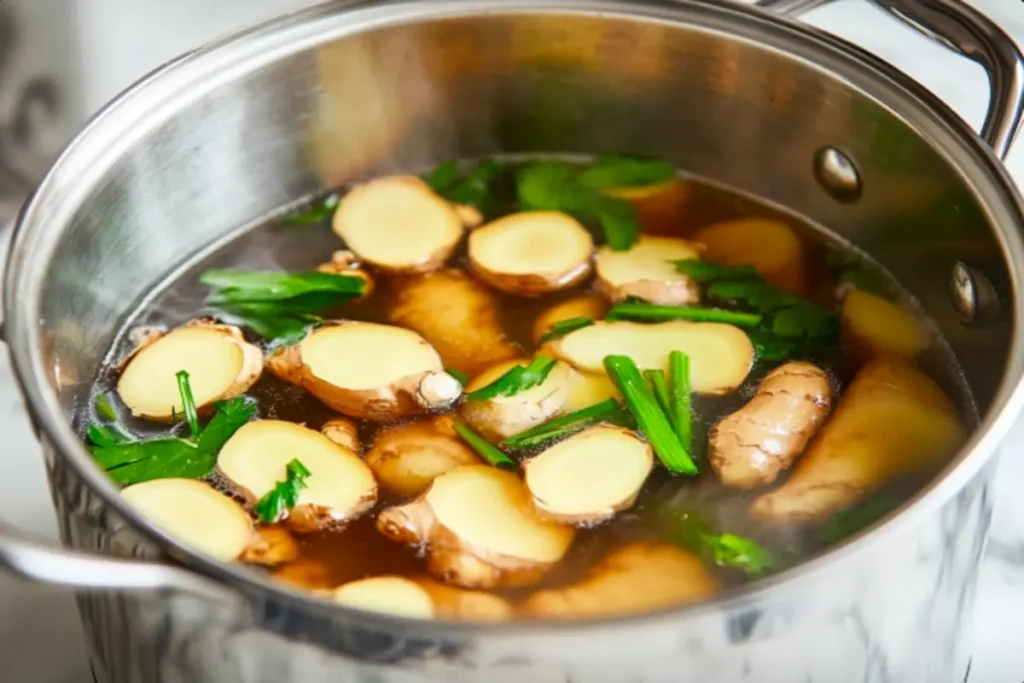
<box><xmin>175</xmin><ymin>370</ymin><xmax>201</xmax><ymax>439</ymax></box>
<box><xmin>658</xmin><ymin>506</ymin><xmax>775</xmax><ymax>576</ymax></box>
<box><xmin>538</xmin><ymin>316</ymin><xmax>595</xmax><ymax>344</ymax></box>
<box><xmin>445</xmin><ymin>368</ymin><xmax>469</xmax><ymax>385</ymax></box>
<box><xmin>454</xmin><ymin>423</ymin><xmax>517</xmax><ymax>470</ymax></box>
<box><xmin>821</xmin><ymin>494</ymin><xmax>897</xmax><ymax>544</ymax></box>
<box><xmin>94</xmin><ymin>392</ymin><xmax>118</xmax><ymax>422</ymax></box>
<box><xmin>643</xmin><ymin>370</ymin><xmax>673</xmax><ymax>423</ymax></box>
<box><xmin>603</xmin><ymin>355</ymin><xmax>696</xmax><ymax>475</ymax></box>
<box><xmin>501</xmin><ymin>399</ymin><xmax>635</xmax><ymax>450</ymax></box>
<box><xmin>668</xmin><ymin>351</ymin><xmax>692</xmax><ymax>449</ymax></box>
<box><xmin>466</xmin><ymin>356</ymin><xmax>557</xmax><ymax>401</ymax></box>
<box><xmin>255</xmin><ymin>457</ymin><xmax>311</xmax><ymax>524</ymax></box>
<box><xmin>606</xmin><ymin>302</ymin><xmax>762</xmax><ymax>327</ymax></box>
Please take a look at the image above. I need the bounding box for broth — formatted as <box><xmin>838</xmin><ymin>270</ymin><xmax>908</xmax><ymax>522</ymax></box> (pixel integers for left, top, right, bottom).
<box><xmin>80</xmin><ymin>158</ymin><xmax>974</xmax><ymax>621</ymax></box>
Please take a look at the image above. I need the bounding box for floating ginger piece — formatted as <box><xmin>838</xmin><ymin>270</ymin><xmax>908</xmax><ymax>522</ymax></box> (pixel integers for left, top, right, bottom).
<box><xmin>603</xmin><ymin>179</ymin><xmax>691</xmax><ymax>237</ymax></box>
<box><xmin>709</xmin><ymin>362</ymin><xmax>832</xmax><ymax>489</ymax></box>
<box><xmin>267</xmin><ymin>321</ymin><xmax>462</xmax><ymax>421</ymax></box>
<box><xmin>594</xmin><ymin>235</ymin><xmax>702</xmax><ymax>305</ymax></box>
<box><xmin>751</xmin><ymin>359</ymin><xmax>966</xmax><ymax>523</ymax></box>
<box><xmin>121</xmin><ymin>478</ymin><xmax>253</xmax><ymax>562</ymax></box>
<box><xmin>461</xmin><ymin>358</ymin><xmax>575</xmax><ymax>440</ymax></box>
<box><xmin>532</xmin><ymin>294</ymin><xmax>609</xmax><ymax>346</ymax></box>
<box><xmin>563</xmin><ymin>371</ymin><xmax>620</xmax><ymax>412</ymax></box>
<box><xmin>333</xmin><ymin>576</ymin><xmax>436</xmax><ymax>619</ymax></box>
<box><xmin>389</xmin><ymin>268</ymin><xmax>520</xmax><ymax>377</ymax></box>
<box><xmin>241</xmin><ymin>527</ymin><xmax>301</xmax><ymax>567</ymax></box>
<box><xmin>376</xmin><ymin>465</ymin><xmax>575</xmax><ymax>589</ymax></box>
<box><xmin>117</xmin><ymin>319</ymin><xmax>262</xmax><ymax>422</ymax></box>
<box><xmin>218</xmin><ymin>420</ymin><xmax>377</xmax><ymax>532</ymax></box>
<box><xmin>842</xmin><ymin>289</ymin><xmax>929</xmax><ymax>360</ymax></box>
<box><xmin>414</xmin><ymin>577</ymin><xmax>512</xmax><ymax>621</ymax></box>
<box><xmin>332</xmin><ymin>175</ymin><xmax>470</xmax><ymax>274</ymax></box>
<box><xmin>551</xmin><ymin>320</ymin><xmax>753</xmax><ymax>395</ymax></box>
<box><xmin>468</xmin><ymin>211</ymin><xmax>594</xmax><ymax>297</ymax></box>
<box><xmin>523</xmin><ymin>425</ymin><xmax>653</xmax><ymax>525</ymax></box>
<box><xmin>522</xmin><ymin>542</ymin><xmax>721</xmax><ymax>619</ymax></box>
<box><xmin>366</xmin><ymin>415</ymin><xmax>481</xmax><ymax>498</ymax></box>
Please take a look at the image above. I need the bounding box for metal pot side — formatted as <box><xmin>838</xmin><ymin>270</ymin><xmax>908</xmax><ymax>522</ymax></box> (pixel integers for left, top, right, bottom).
<box><xmin>5</xmin><ymin>1</ymin><xmax>1024</xmax><ymax>682</ymax></box>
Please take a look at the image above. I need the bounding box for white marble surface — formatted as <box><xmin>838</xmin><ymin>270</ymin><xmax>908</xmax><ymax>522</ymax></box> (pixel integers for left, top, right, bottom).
<box><xmin>1</xmin><ymin>0</ymin><xmax>1023</xmax><ymax>681</ymax></box>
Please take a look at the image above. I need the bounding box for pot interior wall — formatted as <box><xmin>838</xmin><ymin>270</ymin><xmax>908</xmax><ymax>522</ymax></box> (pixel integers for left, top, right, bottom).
<box><xmin>34</xmin><ymin>4</ymin><xmax>1013</xmax><ymax>421</ymax></box>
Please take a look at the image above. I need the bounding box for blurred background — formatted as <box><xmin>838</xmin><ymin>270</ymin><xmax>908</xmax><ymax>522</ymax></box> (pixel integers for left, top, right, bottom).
<box><xmin>0</xmin><ymin>1</ymin><xmax>1021</xmax><ymax>682</ymax></box>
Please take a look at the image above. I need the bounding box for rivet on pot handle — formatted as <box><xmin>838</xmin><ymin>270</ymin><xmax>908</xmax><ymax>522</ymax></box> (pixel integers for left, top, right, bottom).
<box><xmin>755</xmin><ymin>0</ymin><xmax>1024</xmax><ymax>159</ymax></box>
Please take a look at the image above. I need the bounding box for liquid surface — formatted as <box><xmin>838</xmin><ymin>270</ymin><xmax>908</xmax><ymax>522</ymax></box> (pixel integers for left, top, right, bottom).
<box><xmin>81</xmin><ymin>162</ymin><xmax>975</xmax><ymax>619</ymax></box>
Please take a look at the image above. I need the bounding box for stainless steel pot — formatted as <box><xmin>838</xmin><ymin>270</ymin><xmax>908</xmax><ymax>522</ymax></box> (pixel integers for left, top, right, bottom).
<box><xmin>2</xmin><ymin>1</ymin><xmax>1023</xmax><ymax>681</ymax></box>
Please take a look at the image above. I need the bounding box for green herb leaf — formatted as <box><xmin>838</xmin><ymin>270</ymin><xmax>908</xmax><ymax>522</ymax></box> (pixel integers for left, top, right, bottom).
<box><xmin>175</xmin><ymin>371</ymin><xmax>201</xmax><ymax>438</ymax></box>
<box><xmin>747</xmin><ymin>329</ymin><xmax>800</xmax><ymax>362</ymax></box>
<box><xmin>424</xmin><ymin>159</ymin><xmax>504</xmax><ymax>211</ymax></box>
<box><xmin>603</xmin><ymin>355</ymin><xmax>697</xmax><ymax>475</ymax></box>
<box><xmin>445</xmin><ymin>368</ymin><xmax>469</xmax><ymax>385</ymax></box>
<box><xmin>577</xmin><ymin>155</ymin><xmax>675</xmax><ymax>190</ymax></box>
<box><xmin>255</xmin><ymin>458</ymin><xmax>311</xmax><ymax>524</ymax></box>
<box><xmin>195</xmin><ymin>397</ymin><xmax>257</xmax><ymax>453</ymax></box>
<box><xmin>668</xmin><ymin>351</ymin><xmax>692</xmax><ymax>450</ymax></box>
<box><xmin>606</xmin><ymin>302</ymin><xmax>762</xmax><ymax>327</ymax></box>
<box><xmin>672</xmin><ymin>260</ymin><xmax>762</xmax><ymax>283</ymax></box>
<box><xmin>454</xmin><ymin>423</ymin><xmax>518</xmax><ymax>470</ymax></box>
<box><xmin>538</xmin><ymin>316</ymin><xmax>595</xmax><ymax>344</ymax></box>
<box><xmin>424</xmin><ymin>160</ymin><xmax>462</xmax><ymax>192</ymax></box>
<box><xmin>87</xmin><ymin>423</ymin><xmax>132</xmax><ymax>448</ymax></box>
<box><xmin>658</xmin><ymin>506</ymin><xmax>775</xmax><ymax>576</ymax></box>
<box><xmin>820</xmin><ymin>495</ymin><xmax>897</xmax><ymax>544</ymax></box>
<box><xmin>644</xmin><ymin>369</ymin><xmax>673</xmax><ymax>423</ymax></box>
<box><xmin>516</xmin><ymin>161</ymin><xmax>639</xmax><ymax>251</ymax></box>
<box><xmin>94</xmin><ymin>393</ymin><xmax>118</xmax><ymax>422</ymax></box>
<box><xmin>285</xmin><ymin>193</ymin><xmax>341</xmax><ymax>225</ymax></box>
<box><xmin>466</xmin><ymin>356</ymin><xmax>557</xmax><ymax>402</ymax></box>
<box><xmin>501</xmin><ymin>399</ymin><xmax>635</xmax><ymax>450</ymax></box>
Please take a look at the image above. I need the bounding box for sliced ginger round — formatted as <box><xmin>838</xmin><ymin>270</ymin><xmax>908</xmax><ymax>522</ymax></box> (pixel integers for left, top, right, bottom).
<box><xmin>563</xmin><ymin>371</ymin><xmax>619</xmax><ymax>412</ymax></box>
<box><xmin>552</xmin><ymin>320</ymin><xmax>754</xmax><ymax>394</ymax></box>
<box><xmin>117</xmin><ymin>319</ymin><xmax>262</xmax><ymax>422</ymax></box>
<box><xmin>267</xmin><ymin>321</ymin><xmax>461</xmax><ymax>420</ymax></box>
<box><xmin>524</xmin><ymin>425</ymin><xmax>653</xmax><ymax>525</ymax></box>
<box><xmin>218</xmin><ymin>420</ymin><xmax>377</xmax><ymax>532</ymax></box>
<box><xmin>842</xmin><ymin>289</ymin><xmax>929</xmax><ymax>360</ymax></box>
<box><xmin>461</xmin><ymin>358</ymin><xmax>575</xmax><ymax>440</ymax></box>
<box><xmin>522</xmin><ymin>542</ymin><xmax>721</xmax><ymax>619</ymax></box>
<box><xmin>241</xmin><ymin>526</ymin><xmax>301</xmax><ymax>567</ymax></box>
<box><xmin>332</xmin><ymin>175</ymin><xmax>465</xmax><ymax>273</ymax></box>
<box><xmin>333</xmin><ymin>576</ymin><xmax>436</xmax><ymax>619</ymax></box>
<box><xmin>603</xmin><ymin>178</ymin><xmax>691</xmax><ymax>236</ymax></box>
<box><xmin>366</xmin><ymin>415</ymin><xmax>481</xmax><ymax>498</ymax></box>
<box><xmin>321</xmin><ymin>416</ymin><xmax>361</xmax><ymax>452</ymax></box>
<box><xmin>121</xmin><ymin>478</ymin><xmax>253</xmax><ymax>562</ymax></box>
<box><xmin>376</xmin><ymin>465</ymin><xmax>575</xmax><ymax>589</ymax></box>
<box><xmin>532</xmin><ymin>293</ymin><xmax>609</xmax><ymax>346</ymax></box>
<box><xmin>414</xmin><ymin>577</ymin><xmax>513</xmax><ymax>621</ymax></box>
<box><xmin>468</xmin><ymin>211</ymin><xmax>594</xmax><ymax>297</ymax></box>
<box><xmin>594</xmin><ymin>235</ymin><xmax>702</xmax><ymax>305</ymax></box>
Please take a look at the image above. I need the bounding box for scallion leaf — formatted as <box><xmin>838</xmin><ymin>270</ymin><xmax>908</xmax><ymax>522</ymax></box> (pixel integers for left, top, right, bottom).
<box><xmin>577</xmin><ymin>155</ymin><xmax>675</xmax><ymax>190</ymax></box>
<box><xmin>820</xmin><ymin>494</ymin><xmax>897</xmax><ymax>544</ymax></box>
<box><xmin>643</xmin><ymin>370</ymin><xmax>673</xmax><ymax>424</ymax></box>
<box><xmin>466</xmin><ymin>356</ymin><xmax>557</xmax><ymax>401</ymax></box>
<box><xmin>445</xmin><ymin>368</ymin><xmax>469</xmax><ymax>385</ymax></box>
<box><xmin>94</xmin><ymin>392</ymin><xmax>118</xmax><ymax>422</ymax></box>
<box><xmin>285</xmin><ymin>193</ymin><xmax>341</xmax><ymax>225</ymax></box>
<box><xmin>672</xmin><ymin>260</ymin><xmax>762</xmax><ymax>283</ymax></box>
<box><xmin>603</xmin><ymin>355</ymin><xmax>696</xmax><ymax>475</ymax></box>
<box><xmin>538</xmin><ymin>316</ymin><xmax>595</xmax><ymax>344</ymax></box>
<box><xmin>255</xmin><ymin>457</ymin><xmax>311</xmax><ymax>524</ymax></box>
<box><xmin>454</xmin><ymin>423</ymin><xmax>517</xmax><ymax>470</ymax></box>
<box><xmin>658</xmin><ymin>506</ymin><xmax>776</xmax><ymax>576</ymax></box>
<box><xmin>501</xmin><ymin>399</ymin><xmax>635</xmax><ymax>450</ymax></box>
<box><xmin>175</xmin><ymin>370</ymin><xmax>201</xmax><ymax>439</ymax></box>
<box><xmin>606</xmin><ymin>302</ymin><xmax>762</xmax><ymax>327</ymax></box>
<box><xmin>668</xmin><ymin>351</ymin><xmax>692</xmax><ymax>450</ymax></box>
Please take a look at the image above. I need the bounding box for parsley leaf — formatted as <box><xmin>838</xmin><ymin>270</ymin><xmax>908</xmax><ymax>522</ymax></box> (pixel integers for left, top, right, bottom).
<box><xmin>255</xmin><ymin>458</ymin><xmax>312</xmax><ymax>524</ymax></box>
<box><xmin>577</xmin><ymin>154</ymin><xmax>675</xmax><ymax>190</ymax></box>
<box><xmin>425</xmin><ymin>159</ymin><xmax>504</xmax><ymax>210</ymax></box>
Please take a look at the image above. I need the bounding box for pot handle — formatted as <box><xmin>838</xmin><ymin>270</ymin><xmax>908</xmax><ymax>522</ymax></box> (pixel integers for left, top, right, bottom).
<box><xmin>0</xmin><ymin>521</ymin><xmax>241</xmax><ymax>604</ymax></box>
<box><xmin>755</xmin><ymin>0</ymin><xmax>1024</xmax><ymax>159</ymax></box>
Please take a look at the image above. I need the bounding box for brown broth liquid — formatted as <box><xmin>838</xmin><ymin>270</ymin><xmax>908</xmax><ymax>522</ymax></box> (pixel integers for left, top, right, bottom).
<box><xmin>82</xmin><ymin>167</ymin><xmax>975</xmax><ymax>609</ymax></box>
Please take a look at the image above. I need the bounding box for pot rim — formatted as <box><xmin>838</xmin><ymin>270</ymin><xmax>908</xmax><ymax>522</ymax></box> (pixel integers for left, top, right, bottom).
<box><xmin>6</xmin><ymin>0</ymin><xmax>1024</xmax><ymax>637</ymax></box>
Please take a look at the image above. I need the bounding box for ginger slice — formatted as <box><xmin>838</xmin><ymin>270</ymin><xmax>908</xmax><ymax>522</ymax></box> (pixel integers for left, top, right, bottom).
<box><xmin>532</xmin><ymin>294</ymin><xmax>609</xmax><ymax>346</ymax></box>
<box><xmin>217</xmin><ymin>420</ymin><xmax>377</xmax><ymax>533</ymax></box>
<box><xmin>461</xmin><ymin>358</ymin><xmax>575</xmax><ymax>440</ymax></box>
<box><xmin>332</xmin><ymin>175</ymin><xmax>466</xmax><ymax>274</ymax></box>
<box><xmin>267</xmin><ymin>321</ymin><xmax>461</xmax><ymax>420</ymax></box>
<box><xmin>117</xmin><ymin>319</ymin><xmax>262</xmax><ymax>422</ymax></box>
<box><xmin>751</xmin><ymin>359</ymin><xmax>966</xmax><ymax>523</ymax></box>
<box><xmin>551</xmin><ymin>320</ymin><xmax>754</xmax><ymax>395</ymax></box>
<box><xmin>121</xmin><ymin>478</ymin><xmax>253</xmax><ymax>562</ymax></box>
<box><xmin>594</xmin><ymin>235</ymin><xmax>702</xmax><ymax>305</ymax></box>
<box><xmin>316</xmin><ymin>250</ymin><xmax>375</xmax><ymax>301</ymax></box>
<box><xmin>376</xmin><ymin>465</ymin><xmax>575</xmax><ymax>589</ymax></box>
<box><xmin>563</xmin><ymin>371</ymin><xmax>620</xmax><ymax>412</ymax></box>
<box><xmin>333</xmin><ymin>576</ymin><xmax>436</xmax><ymax>619</ymax></box>
<box><xmin>523</xmin><ymin>425</ymin><xmax>653</xmax><ymax>525</ymax></box>
<box><xmin>241</xmin><ymin>526</ymin><xmax>301</xmax><ymax>567</ymax></box>
<box><xmin>522</xmin><ymin>542</ymin><xmax>721</xmax><ymax>619</ymax></box>
<box><xmin>692</xmin><ymin>218</ymin><xmax>807</xmax><ymax>294</ymax></box>
<box><xmin>603</xmin><ymin>178</ymin><xmax>691</xmax><ymax>237</ymax></box>
<box><xmin>709</xmin><ymin>362</ymin><xmax>832</xmax><ymax>489</ymax></box>
<box><xmin>389</xmin><ymin>268</ymin><xmax>520</xmax><ymax>377</ymax></box>
<box><xmin>413</xmin><ymin>577</ymin><xmax>513</xmax><ymax>621</ymax></box>
<box><xmin>842</xmin><ymin>289</ymin><xmax>929</xmax><ymax>361</ymax></box>
<box><xmin>321</xmin><ymin>416</ymin><xmax>361</xmax><ymax>452</ymax></box>
<box><xmin>468</xmin><ymin>211</ymin><xmax>594</xmax><ymax>297</ymax></box>
<box><xmin>366</xmin><ymin>415</ymin><xmax>481</xmax><ymax>499</ymax></box>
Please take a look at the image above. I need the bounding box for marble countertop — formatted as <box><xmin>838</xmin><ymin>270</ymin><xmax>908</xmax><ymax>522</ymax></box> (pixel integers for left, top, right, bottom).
<box><xmin>1</xmin><ymin>0</ymin><xmax>1023</xmax><ymax>681</ymax></box>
